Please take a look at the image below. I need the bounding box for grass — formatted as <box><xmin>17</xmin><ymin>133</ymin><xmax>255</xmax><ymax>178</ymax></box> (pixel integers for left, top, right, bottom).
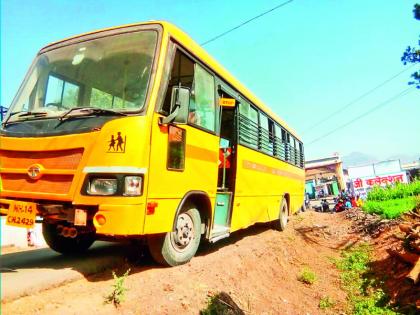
<box><xmin>297</xmin><ymin>267</ymin><xmax>317</xmax><ymax>285</ymax></box>
<box><xmin>105</xmin><ymin>268</ymin><xmax>130</xmax><ymax>307</ymax></box>
<box><xmin>319</xmin><ymin>296</ymin><xmax>335</xmax><ymax>310</ymax></box>
<box><xmin>335</xmin><ymin>244</ymin><xmax>400</xmax><ymax>315</ymax></box>
<box><xmin>362</xmin><ymin>196</ymin><xmax>418</xmax><ymax>219</ymax></box>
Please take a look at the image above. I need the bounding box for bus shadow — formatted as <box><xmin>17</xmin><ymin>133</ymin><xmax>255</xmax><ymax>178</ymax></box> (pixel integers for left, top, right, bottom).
<box><xmin>0</xmin><ymin>241</ymin><xmax>138</xmax><ymax>276</ymax></box>
<box><xmin>1</xmin><ymin>223</ymin><xmax>275</xmax><ymax>297</ymax></box>
<box><xmin>196</xmin><ymin>223</ymin><xmax>272</xmax><ymax>257</ymax></box>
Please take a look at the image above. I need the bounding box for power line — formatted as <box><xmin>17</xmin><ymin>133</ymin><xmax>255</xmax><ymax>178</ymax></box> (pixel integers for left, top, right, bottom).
<box><xmin>302</xmin><ymin>64</ymin><xmax>416</xmax><ymax>135</ymax></box>
<box><xmin>305</xmin><ymin>86</ymin><xmax>415</xmax><ymax>146</ymax></box>
<box><xmin>201</xmin><ymin>0</ymin><xmax>294</xmax><ymax>46</ymax></box>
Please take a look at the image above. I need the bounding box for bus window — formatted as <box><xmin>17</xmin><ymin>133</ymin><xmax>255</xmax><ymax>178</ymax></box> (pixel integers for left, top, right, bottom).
<box><xmin>160</xmin><ymin>49</ymin><xmax>216</xmax><ymax>131</ymax></box>
<box><xmin>299</xmin><ymin>141</ymin><xmax>304</xmax><ymax>167</ymax></box>
<box><xmin>281</xmin><ymin>128</ymin><xmax>288</xmax><ymax>161</ymax></box>
<box><xmin>259</xmin><ymin>112</ymin><xmax>272</xmax><ymax>155</ymax></box>
<box><xmin>45</xmin><ymin>75</ymin><xmax>80</xmax><ymax>109</ymax></box>
<box><xmin>90</xmin><ymin>88</ymin><xmax>136</xmax><ymax>109</ymax></box>
<box><xmin>167</xmin><ymin>125</ymin><xmax>186</xmax><ymax>170</ymax></box>
<box><xmin>285</xmin><ymin>132</ymin><xmax>291</xmax><ymax>162</ymax></box>
<box><xmin>161</xmin><ymin>50</ymin><xmax>195</xmax><ymax>115</ymax></box>
<box><xmin>90</xmin><ymin>88</ymin><xmax>112</xmax><ymax>108</ymax></box>
<box><xmin>190</xmin><ymin>64</ymin><xmax>215</xmax><ymax>131</ymax></box>
<box><xmin>274</xmin><ymin>124</ymin><xmax>285</xmax><ymax>160</ymax></box>
<box><xmin>238</xmin><ymin>101</ymin><xmax>258</xmax><ymax>149</ymax></box>
<box><xmin>291</xmin><ymin>136</ymin><xmax>297</xmax><ymax>165</ymax></box>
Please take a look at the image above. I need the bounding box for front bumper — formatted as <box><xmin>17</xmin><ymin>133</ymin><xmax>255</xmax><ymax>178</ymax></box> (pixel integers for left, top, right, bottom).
<box><xmin>0</xmin><ymin>198</ymin><xmax>146</xmax><ymax>236</ymax></box>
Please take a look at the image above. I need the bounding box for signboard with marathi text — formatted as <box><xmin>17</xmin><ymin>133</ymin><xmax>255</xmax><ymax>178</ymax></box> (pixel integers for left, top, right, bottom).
<box><xmin>352</xmin><ymin>172</ymin><xmax>407</xmax><ymax>190</ymax></box>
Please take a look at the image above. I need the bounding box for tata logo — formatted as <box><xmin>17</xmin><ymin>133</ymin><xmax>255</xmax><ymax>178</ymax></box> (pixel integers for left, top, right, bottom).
<box><xmin>27</xmin><ymin>164</ymin><xmax>43</xmax><ymax>180</ymax></box>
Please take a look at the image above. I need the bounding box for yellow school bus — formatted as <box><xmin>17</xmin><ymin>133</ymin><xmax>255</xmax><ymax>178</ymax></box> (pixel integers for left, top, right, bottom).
<box><xmin>0</xmin><ymin>21</ymin><xmax>304</xmax><ymax>266</ymax></box>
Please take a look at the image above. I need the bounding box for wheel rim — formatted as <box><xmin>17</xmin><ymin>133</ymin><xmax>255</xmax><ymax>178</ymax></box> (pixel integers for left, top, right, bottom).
<box><xmin>170</xmin><ymin>212</ymin><xmax>195</xmax><ymax>253</ymax></box>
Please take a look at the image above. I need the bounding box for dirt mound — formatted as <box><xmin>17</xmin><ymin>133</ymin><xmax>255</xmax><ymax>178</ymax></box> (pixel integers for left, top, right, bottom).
<box><xmin>345</xmin><ymin>207</ymin><xmax>419</xmax><ymax>311</ymax></box>
<box><xmin>3</xmin><ymin>211</ymin><xmax>354</xmax><ymax>315</ymax></box>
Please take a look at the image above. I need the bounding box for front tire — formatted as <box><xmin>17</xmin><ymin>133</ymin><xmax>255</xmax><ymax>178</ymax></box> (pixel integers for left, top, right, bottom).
<box><xmin>42</xmin><ymin>222</ymin><xmax>95</xmax><ymax>255</ymax></box>
<box><xmin>148</xmin><ymin>207</ymin><xmax>201</xmax><ymax>266</ymax></box>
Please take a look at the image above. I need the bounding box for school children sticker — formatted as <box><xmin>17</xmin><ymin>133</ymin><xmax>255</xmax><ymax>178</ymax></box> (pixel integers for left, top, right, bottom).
<box><xmin>107</xmin><ymin>132</ymin><xmax>126</xmax><ymax>153</ymax></box>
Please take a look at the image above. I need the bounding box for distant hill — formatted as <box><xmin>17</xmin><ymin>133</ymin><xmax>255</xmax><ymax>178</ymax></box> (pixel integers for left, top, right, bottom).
<box><xmin>342</xmin><ymin>152</ymin><xmax>419</xmax><ymax>168</ymax></box>
<box><xmin>386</xmin><ymin>154</ymin><xmax>419</xmax><ymax>165</ymax></box>
<box><xmin>342</xmin><ymin>152</ymin><xmax>378</xmax><ymax>168</ymax></box>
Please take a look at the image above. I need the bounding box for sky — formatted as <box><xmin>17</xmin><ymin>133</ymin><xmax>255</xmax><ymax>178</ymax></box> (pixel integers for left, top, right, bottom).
<box><xmin>1</xmin><ymin>0</ymin><xmax>419</xmax><ymax>161</ymax></box>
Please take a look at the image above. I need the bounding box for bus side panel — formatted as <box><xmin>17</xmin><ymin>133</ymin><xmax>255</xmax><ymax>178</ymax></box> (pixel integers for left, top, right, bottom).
<box><xmin>230</xmin><ymin>145</ymin><xmax>304</xmax><ymax>232</ymax></box>
<box><xmin>145</xmin><ymin>114</ymin><xmax>219</xmax><ymax>234</ymax></box>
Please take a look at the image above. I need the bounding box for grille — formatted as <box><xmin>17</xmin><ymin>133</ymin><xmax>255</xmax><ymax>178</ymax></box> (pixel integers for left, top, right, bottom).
<box><xmin>0</xmin><ymin>174</ymin><xmax>73</xmax><ymax>194</ymax></box>
<box><xmin>0</xmin><ymin>149</ymin><xmax>83</xmax><ymax>169</ymax></box>
<box><xmin>0</xmin><ymin>148</ymin><xmax>83</xmax><ymax>195</ymax></box>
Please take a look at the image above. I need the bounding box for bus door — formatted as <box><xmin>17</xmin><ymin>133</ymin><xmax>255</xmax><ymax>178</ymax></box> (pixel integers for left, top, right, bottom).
<box><xmin>210</xmin><ymin>87</ymin><xmax>238</xmax><ymax>242</ymax></box>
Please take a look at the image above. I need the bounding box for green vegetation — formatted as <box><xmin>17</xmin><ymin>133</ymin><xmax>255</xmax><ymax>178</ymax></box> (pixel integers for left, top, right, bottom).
<box><xmin>297</xmin><ymin>267</ymin><xmax>317</xmax><ymax>285</ymax></box>
<box><xmin>336</xmin><ymin>244</ymin><xmax>399</xmax><ymax>315</ymax></box>
<box><xmin>200</xmin><ymin>292</ymin><xmax>244</xmax><ymax>315</ymax></box>
<box><xmin>105</xmin><ymin>268</ymin><xmax>130</xmax><ymax>307</ymax></box>
<box><xmin>366</xmin><ymin>181</ymin><xmax>420</xmax><ymax>202</ymax></box>
<box><xmin>362</xmin><ymin>181</ymin><xmax>420</xmax><ymax>218</ymax></box>
<box><xmin>319</xmin><ymin>296</ymin><xmax>335</xmax><ymax>310</ymax></box>
<box><xmin>363</xmin><ymin>197</ymin><xmax>418</xmax><ymax>219</ymax></box>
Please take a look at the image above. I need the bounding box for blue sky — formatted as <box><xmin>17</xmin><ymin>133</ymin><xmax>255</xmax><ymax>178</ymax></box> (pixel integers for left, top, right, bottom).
<box><xmin>1</xmin><ymin>0</ymin><xmax>419</xmax><ymax>161</ymax></box>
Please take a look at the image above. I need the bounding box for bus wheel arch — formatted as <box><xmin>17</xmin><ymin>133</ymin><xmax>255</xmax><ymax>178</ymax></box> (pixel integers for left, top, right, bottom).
<box><xmin>147</xmin><ymin>191</ymin><xmax>211</xmax><ymax>266</ymax></box>
<box><xmin>172</xmin><ymin>191</ymin><xmax>212</xmax><ymax>237</ymax></box>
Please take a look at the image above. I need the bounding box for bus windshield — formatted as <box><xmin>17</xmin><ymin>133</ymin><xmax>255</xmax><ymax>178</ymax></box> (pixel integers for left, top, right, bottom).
<box><xmin>7</xmin><ymin>30</ymin><xmax>157</xmax><ymax>123</ymax></box>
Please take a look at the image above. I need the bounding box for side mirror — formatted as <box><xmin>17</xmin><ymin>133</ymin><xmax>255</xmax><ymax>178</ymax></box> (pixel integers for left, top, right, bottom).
<box><xmin>161</xmin><ymin>86</ymin><xmax>190</xmax><ymax>125</ymax></box>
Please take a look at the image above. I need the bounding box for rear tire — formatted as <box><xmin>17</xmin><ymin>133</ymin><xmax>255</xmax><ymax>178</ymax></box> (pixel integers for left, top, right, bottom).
<box><xmin>274</xmin><ymin>198</ymin><xmax>288</xmax><ymax>231</ymax></box>
<box><xmin>42</xmin><ymin>222</ymin><xmax>95</xmax><ymax>255</ymax></box>
<box><xmin>148</xmin><ymin>206</ymin><xmax>201</xmax><ymax>266</ymax></box>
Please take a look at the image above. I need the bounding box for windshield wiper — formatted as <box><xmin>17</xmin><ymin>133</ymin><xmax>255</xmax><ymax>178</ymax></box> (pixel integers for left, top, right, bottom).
<box><xmin>2</xmin><ymin>111</ymin><xmax>48</xmax><ymax>127</ymax></box>
<box><xmin>59</xmin><ymin>107</ymin><xmax>128</xmax><ymax>121</ymax></box>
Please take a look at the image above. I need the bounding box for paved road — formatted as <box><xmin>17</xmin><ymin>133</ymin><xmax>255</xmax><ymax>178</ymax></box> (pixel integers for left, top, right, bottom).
<box><xmin>1</xmin><ymin>241</ymin><xmax>135</xmax><ymax>302</ymax></box>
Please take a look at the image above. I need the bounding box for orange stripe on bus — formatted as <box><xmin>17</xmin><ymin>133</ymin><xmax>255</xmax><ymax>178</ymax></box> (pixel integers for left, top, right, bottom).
<box><xmin>186</xmin><ymin>145</ymin><xmax>218</xmax><ymax>163</ymax></box>
<box><xmin>242</xmin><ymin>160</ymin><xmax>304</xmax><ymax>180</ymax></box>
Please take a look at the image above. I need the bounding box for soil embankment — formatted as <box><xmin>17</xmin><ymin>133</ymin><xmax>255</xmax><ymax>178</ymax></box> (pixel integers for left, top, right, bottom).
<box><xmin>2</xmin><ymin>211</ymin><xmax>356</xmax><ymax>314</ymax></box>
<box><xmin>16</xmin><ymin>207</ymin><xmax>420</xmax><ymax>314</ymax></box>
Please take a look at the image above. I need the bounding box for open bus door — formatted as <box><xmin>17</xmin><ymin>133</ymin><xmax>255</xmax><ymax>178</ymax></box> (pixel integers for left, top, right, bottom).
<box><xmin>210</xmin><ymin>90</ymin><xmax>238</xmax><ymax>242</ymax></box>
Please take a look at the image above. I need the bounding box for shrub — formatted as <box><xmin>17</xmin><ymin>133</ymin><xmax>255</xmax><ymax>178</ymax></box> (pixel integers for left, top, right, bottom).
<box><xmin>298</xmin><ymin>267</ymin><xmax>317</xmax><ymax>285</ymax></box>
<box><xmin>105</xmin><ymin>268</ymin><xmax>130</xmax><ymax>307</ymax></box>
<box><xmin>336</xmin><ymin>244</ymin><xmax>398</xmax><ymax>315</ymax></box>
<box><xmin>319</xmin><ymin>296</ymin><xmax>335</xmax><ymax>309</ymax></box>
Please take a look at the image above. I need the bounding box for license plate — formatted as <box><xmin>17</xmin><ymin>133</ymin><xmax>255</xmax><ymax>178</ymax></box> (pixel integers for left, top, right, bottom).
<box><xmin>74</xmin><ymin>209</ymin><xmax>87</xmax><ymax>226</ymax></box>
<box><xmin>6</xmin><ymin>201</ymin><xmax>37</xmax><ymax>229</ymax></box>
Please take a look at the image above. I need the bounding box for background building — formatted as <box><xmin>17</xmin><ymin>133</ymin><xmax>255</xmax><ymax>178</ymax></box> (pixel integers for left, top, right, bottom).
<box><xmin>305</xmin><ymin>155</ymin><xmax>345</xmax><ymax>199</ymax></box>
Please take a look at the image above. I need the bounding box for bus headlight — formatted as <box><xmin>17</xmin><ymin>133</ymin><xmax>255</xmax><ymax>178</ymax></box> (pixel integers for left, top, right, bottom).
<box><xmin>87</xmin><ymin>178</ymin><xmax>118</xmax><ymax>195</ymax></box>
<box><xmin>124</xmin><ymin>176</ymin><xmax>142</xmax><ymax>196</ymax></box>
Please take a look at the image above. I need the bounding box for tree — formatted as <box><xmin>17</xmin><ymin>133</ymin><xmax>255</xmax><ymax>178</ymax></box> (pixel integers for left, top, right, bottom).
<box><xmin>401</xmin><ymin>4</ymin><xmax>420</xmax><ymax>89</ymax></box>
<box><xmin>414</xmin><ymin>4</ymin><xmax>420</xmax><ymax>20</ymax></box>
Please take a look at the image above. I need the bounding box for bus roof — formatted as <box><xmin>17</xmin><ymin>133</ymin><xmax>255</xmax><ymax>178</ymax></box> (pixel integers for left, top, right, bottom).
<box><xmin>40</xmin><ymin>20</ymin><xmax>302</xmax><ymax>141</ymax></box>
